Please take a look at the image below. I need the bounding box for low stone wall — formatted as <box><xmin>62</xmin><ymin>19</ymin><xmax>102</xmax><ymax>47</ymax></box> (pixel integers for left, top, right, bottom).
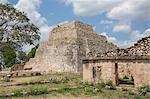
<box><xmin>0</xmin><ymin>71</ymin><xmax>42</xmax><ymax>79</ymax></box>
<box><xmin>10</xmin><ymin>64</ymin><xmax>24</xmax><ymax>71</ymax></box>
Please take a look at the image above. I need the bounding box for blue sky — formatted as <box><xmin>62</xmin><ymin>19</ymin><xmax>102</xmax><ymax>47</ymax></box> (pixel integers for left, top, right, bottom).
<box><xmin>1</xmin><ymin>0</ymin><xmax>150</xmax><ymax>48</ymax></box>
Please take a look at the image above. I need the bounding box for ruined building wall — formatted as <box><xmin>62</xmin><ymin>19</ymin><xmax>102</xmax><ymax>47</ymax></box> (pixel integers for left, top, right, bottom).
<box><xmin>99</xmin><ymin>36</ymin><xmax>150</xmax><ymax>57</ymax></box>
<box><xmin>83</xmin><ymin>61</ymin><xmax>118</xmax><ymax>85</ymax></box>
<box><xmin>117</xmin><ymin>62</ymin><xmax>134</xmax><ymax>79</ymax></box>
<box><xmin>24</xmin><ymin>21</ymin><xmax>117</xmax><ymax>73</ymax></box>
<box><xmin>93</xmin><ymin>35</ymin><xmax>150</xmax><ymax>82</ymax></box>
<box><xmin>83</xmin><ymin>58</ymin><xmax>150</xmax><ymax>87</ymax></box>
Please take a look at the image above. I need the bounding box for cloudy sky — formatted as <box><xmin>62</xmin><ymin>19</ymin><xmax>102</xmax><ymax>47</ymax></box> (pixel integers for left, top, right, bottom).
<box><xmin>0</xmin><ymin>0</ymin><xmax>150</xmax><ymax>48</ymax></box>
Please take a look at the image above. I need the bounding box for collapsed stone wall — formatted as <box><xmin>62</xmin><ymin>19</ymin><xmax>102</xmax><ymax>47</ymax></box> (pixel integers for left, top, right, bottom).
<box><xmin>98</xmin><ymin>36</ymin><xmax>150</xmax><ymax>57</ymax></box>
<box><xmin>24</xmin><ymin>21</ymin><xmax>117</xmax><ymax>73</ymax></box>
<box><xmin>87</xmin><ymin>35</ymin><xmax>150</xmax><ymax>87</ymax></box>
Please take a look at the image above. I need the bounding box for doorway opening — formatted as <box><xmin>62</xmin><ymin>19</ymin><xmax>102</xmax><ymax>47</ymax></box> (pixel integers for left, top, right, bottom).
<box><xmin>115</xmin><ymin>63</ymin><xmax>134</xmax><ymax>87</ymax></box>
<box><xmin>118</xmin><ymin>75</ymin><xmax>134</xmax><ymax>86</ymax></box>
<box><xmin>92</xmin><ymin>67</ymin><xmax>96</xmax><ymax>79</ymax></box>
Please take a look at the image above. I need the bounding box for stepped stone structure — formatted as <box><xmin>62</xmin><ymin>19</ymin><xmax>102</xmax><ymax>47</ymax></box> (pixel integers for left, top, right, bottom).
<box><xmin>24</xmin><ymin>21</ymin><xmax>117</xmax><ymax>73</ymax></box>
<box><xmin>83</xmin><ymin>36</ymin><xmax>150</xmax><ymax>87</ymax></box>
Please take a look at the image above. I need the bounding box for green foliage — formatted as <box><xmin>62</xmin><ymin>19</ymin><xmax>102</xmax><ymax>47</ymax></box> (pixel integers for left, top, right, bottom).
<box><xmin>81</xmin><ymin>83</ymin><xmax>102</xmax><ymax>95</ymax></box>
<box><xmin>128</xmin><ymin>90</ymin><xmax>135</xmax><ymax>95</ymax></box>
<box><xmin>28</xmin><ymin>85</ymin><xmax>48</xmax><ymax>95</ymax></box>
<box><xmin>104</xmin><ymin>81</ymin><xmax>116</xmax><ymax>90</ymax></box>
<box><xmin>0</xmin><ymin>4</ymin><xmax>40</xmax><ymax>46</ymax></box>
<box><xmin>95</xmin><ymin>81</ymin><xmax>116</xmax><ymax>90</ymax></box>
<box><xmin>56</xmin><ymin>87</ymin><xmax>72</xmax><ymax>94</ymax></box>
<box><xmin>3</xmin><ymin>47</ymin><xmax>16</xmax><ymax>68</ymax></box>
<box><xmin>95</xmin><ymin>82</ymin><xmax>106</xmax><ymax>89</ymax></box>
<box><xmin>27</xmin><ymin>44</ymin><xmax>39</xmax><ymax>59</ymax></box>
<box><xmin>84</xmin><ymin>86</ymin><xmax>94</xmax><ymax>94</ymax></box>
<box><xmin>1</xmin><ymin>45</ymin><xmax>28</xmax><ymax>67</ymax></box>
<box><xmin>123</xmin><ymin>75</ymin><xmax>129</xmax><ymax>79</ymax></box>
<box><xmin>17</xmin><ymin>51</ymin><xmax>27</xmax><ymax>63</ymax></box>
<box><xmin>138</xmin><ymin>85</ymin><xmax>150</xmax><ymax>96</ymax></box>
<box><xmin>48</xmin><ymin>77</ymin><xmax>69</xmax><ymax>84</ymax></box>
<box><xmin>0</xmin><ymin>3</ymin><xmax>40</xmax><ymax>67</ymax></box>
<box><xmin>13</xmin><ymin>89</ymin><xmax>23</xmax><ymax>97</ymax></box>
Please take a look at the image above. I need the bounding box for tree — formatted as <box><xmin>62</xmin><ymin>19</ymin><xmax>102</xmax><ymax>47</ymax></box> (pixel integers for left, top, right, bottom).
<box><xmin>17</xmin><ymin>50</ymin><xmax>28</xmax><ymax>63</ymax></box>
<box><xmin>3</xmin><ymin>46</ymin><xmax>17</xmax><ymax>68</ymax></box>
<box><xmin>27</xmin><ymin>44</ymin><xmax>39</xmax><ymax>59</ymax></box>
<box><xmin>0</xmin><ymin>4</ymin><xmax>40</xmax><ymax>67</ymax></box>
<box><xmin>0</xmin><ymin>4</ymin><xmax>40</xmax><ymax>47</ymax></box>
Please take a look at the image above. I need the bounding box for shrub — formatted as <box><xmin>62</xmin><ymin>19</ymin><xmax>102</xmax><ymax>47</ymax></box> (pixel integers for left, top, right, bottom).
<box><xmin>105</xmin><ymin>81</ymin><xmax>116</xmax><ymax>90</ymax></box>
<box><xmin>28</xmin><ymin>85</ymin><xmax>48</xmax><ymax>95</ymax></box>
<box><xmin>82</xmin><ymin>81</ymin><xmax>116</xmax><ymax>92</ymax></box>
<box><xmin>84</xmin><ymin>86</ymin><xmax>93</xmax><ymax>92</ymax></box>
<box><xmin>95</xmin><ymin>83</ymin><xmax>105</xmax><ymax>89</ymax></box>
<box><xmin>52</xmin><ymin>86</ymin><xmax>82</xmax><ymax>96</ymax></box>
<box><xmin>76</xmin><ymin>82</ymin><xmax>103</xmax><ymax>95</ymax></box>
<box><xmin>83</xmin><ymin>82</ymin><xmax>94</xmax><ymax>87</ymax></box>
<box><xmin>13</xmin><ymin>89</ymin><xmax>23</xmax><ymax>97</ymax></box>
<box><xmin>48</xmin><ymin>77</ymin><xmax>69</xmax><ymax>84</ymax></box>
<box><xmin>56</xmin><ymin>87</ymin><xmax>71</xmax><ymax>94</ymax></box>
<box><xmin>69</xmin><ymin>87</ymin><xmax>82</xmax><ymax>96</ymax></box>
<box><xmin>128</xmin><ymin>90</ymin><xmax>135</xmax><ymax>95</ymax></box>
<box><xmin>138</xmin><ymin>85</ymin><xmax>150</xmax><ymax>96</ymax></box>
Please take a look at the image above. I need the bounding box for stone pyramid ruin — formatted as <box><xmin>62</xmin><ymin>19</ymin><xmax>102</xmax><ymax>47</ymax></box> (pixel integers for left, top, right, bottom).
<box><xmin>24</xmin><ymin>21</ymin><xmax>117</xmax><ymax>73</ymax></box>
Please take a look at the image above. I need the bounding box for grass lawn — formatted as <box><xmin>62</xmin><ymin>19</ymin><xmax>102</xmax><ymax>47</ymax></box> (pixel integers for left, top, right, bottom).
<box><xmin>0</xmin><ymin>73</ymin><xmax>149</xmax><ymax>99</ymax></box>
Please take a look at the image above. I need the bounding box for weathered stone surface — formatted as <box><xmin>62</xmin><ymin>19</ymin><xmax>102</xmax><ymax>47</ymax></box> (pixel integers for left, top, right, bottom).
<box><xmin>98</xmin><ymin>36</ymin><xmax>150</xmax><ymax>57</ymax></box>
<box><xmin>24</xmin><ymin>21</ymin><xmax>117</xmax><ymax>73</ymax></box>
<box><xmin>10</xmin><ymin>64</ymin><xmax>24</xmax><ymax>71</ymax></box>
<box><xmin>83</xmin><ymin>57</ymin><xmax>150</xmax><ymax>87</ymax></box>
<box><xmin>83</xmin><ymin>35</ymin><xmax>150</xmax><ymax>87</ymax></box>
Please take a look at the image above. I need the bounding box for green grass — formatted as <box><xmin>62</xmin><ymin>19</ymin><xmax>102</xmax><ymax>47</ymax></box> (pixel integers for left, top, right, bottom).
<box><xmin>0</xmin><ymin>73</ymin><xmax>149</xmax><ymax>99</ymax></box>
<box><xmin>28</xmin><ymin>85</ymin><xmax>48</xmax><ymax>95</ymax></box>
<box><xmin>13</xmin><ymin>89</ymin><xmax>23</xmax><ymax>97</ymax></box>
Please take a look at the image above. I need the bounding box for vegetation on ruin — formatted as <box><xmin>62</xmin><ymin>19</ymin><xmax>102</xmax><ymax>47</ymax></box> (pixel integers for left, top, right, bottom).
<box><xmin>0</xmin><ymin>3</ymin><xmax>40</xmax><ymax>67</ymax></box>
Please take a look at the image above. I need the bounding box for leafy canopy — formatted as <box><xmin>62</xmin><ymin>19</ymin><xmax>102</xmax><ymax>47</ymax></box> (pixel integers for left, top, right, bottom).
<box><xmin>0</xmin><ymin>3</ymin><xmax>40</xmax><ymax>67</ymax></box>
<box><xmin>28</xmin><ymin>44</ymin><xmax>39</xmax><ymax>59</ymax></box>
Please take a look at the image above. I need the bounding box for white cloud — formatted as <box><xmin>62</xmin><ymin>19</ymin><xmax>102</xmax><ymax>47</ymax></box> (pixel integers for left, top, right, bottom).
<box><xmin>108</xmin><ymin>0</ymin><xmax>150</xmax><ymax>21</ymax></box>
<box><xmin>113</xmin><ymin>24</ymin><xmax>131</xmax><ymax>33</ymax></box>
<box><xmin>93</xmin><ymin>26</ymin><xmax>96</xmax><ymax>31</ymax></box>
<box><xmin>100</xmin><ymin>20</ymin><xmax>113</xmax><ymax>25</ymax></box>
<box><xmin>63</xmin><ymin>0</ymin><xmax>150</xmax><ymax>21</ymax></box>
<box><xmin>0</xmin><ymin>0</ymin><xmax>8</xmax><ymax>4</ymax></box>
<box><xmin>131</xmin><ymin>29</ymin><xmax>150</xmax><ymax>41</ymax></box>
<box><xmin>15</xmin><ymin>0</ymin><xmax>50</xmax><ymax>42</ymax></box>
<box><xmin>62</xmin><ymin>0</ymin><xmax>150</xmax><ymax>47</ymax></box>
<box><xmin>101</xmin><ymin>32</ymin><xmax>117</xmax><ymax>44</ymax></box>
<box><xmin>101</xmin><ymin>32</ymin><xmax>134</xmax><ymax>48</ymax></box>
<box><xmin>101</xmin><ymin>28</ymin><xmax>150</xmax><ymax>48</ymax></box>
<box><xmin>58</xmin><ymin>21</ymin><xmax>69</xmax><ymax>25</ymax></box>
<box><xmin>63</xmin><ymin>0</ymin><xmax>121</xmax><ymax>16</ymax></box>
